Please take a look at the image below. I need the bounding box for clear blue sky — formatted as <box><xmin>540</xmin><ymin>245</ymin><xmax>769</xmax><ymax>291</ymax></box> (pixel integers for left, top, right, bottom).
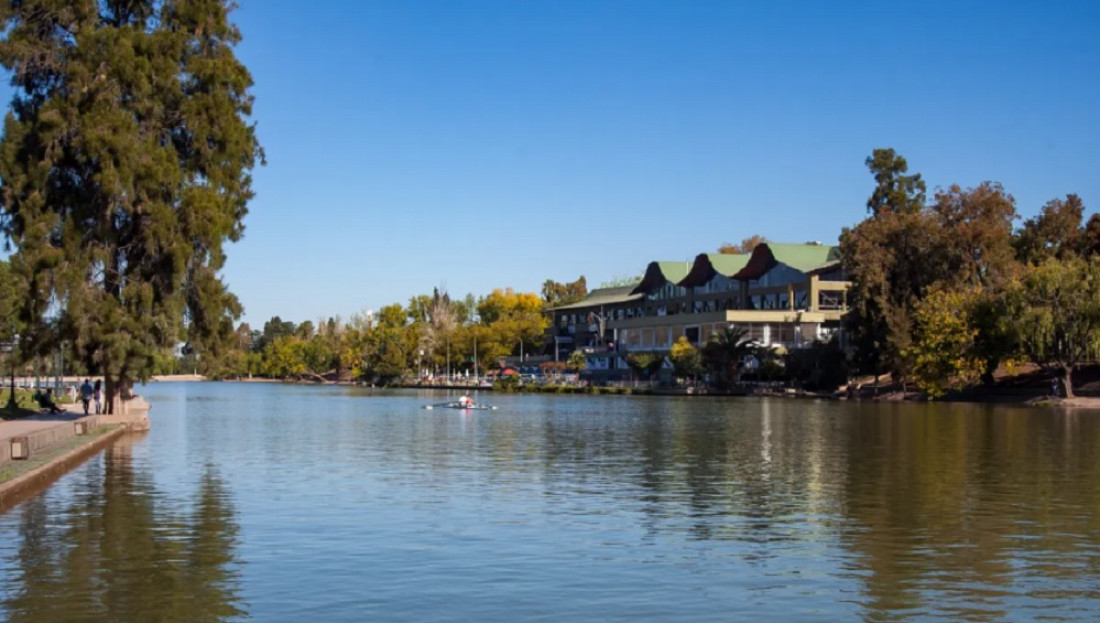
<box><xmin>13</xmin><ymin>1</ymin><xmax>1100</xmax><ymax>327</ymax></box>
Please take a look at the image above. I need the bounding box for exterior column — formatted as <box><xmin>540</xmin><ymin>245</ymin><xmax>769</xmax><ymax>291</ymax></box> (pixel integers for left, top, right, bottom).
<box><xmin>808</xmin><ymin>274</ymin><xmax>820</xmax><ymax>312</ymax></box>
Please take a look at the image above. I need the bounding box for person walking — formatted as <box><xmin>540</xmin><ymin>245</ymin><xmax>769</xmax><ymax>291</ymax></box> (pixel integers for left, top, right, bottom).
<box><xmin>93</xmin><ymin>379</ymin><xmax>102</xmax><ymax>414</ymax></box>
<box><xmin>79</xmin><ymin>378</ymin><xmax>93</xmax><ymax>415</ymax></box>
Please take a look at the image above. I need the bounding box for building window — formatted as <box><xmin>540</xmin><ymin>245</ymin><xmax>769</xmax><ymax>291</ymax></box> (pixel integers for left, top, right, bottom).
<box><xmin>685</xmin><ymin>326</ymin><xmax>700</xmax><ymax>344</ymax></box>
<box><xmin>654</xmin><ymin>326</ymin><xmax>669</xmax><ymax>348</ymax></box>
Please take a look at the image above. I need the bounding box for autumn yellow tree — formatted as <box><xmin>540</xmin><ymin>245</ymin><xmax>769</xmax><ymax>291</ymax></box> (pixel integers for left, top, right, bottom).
<box><xmin>904</xmin><ymin>286</ymin><xmax>983</xmax><ymax>398</ymax></box>
<box><xmin>669</xmin><ymin>336</ymin><xmax>702</xmax><ymax>383</ymax></box>
<box><xmin>477</xmin><ymin>289</ymin><xmax>547</xmax><ymax>358</ymax></box>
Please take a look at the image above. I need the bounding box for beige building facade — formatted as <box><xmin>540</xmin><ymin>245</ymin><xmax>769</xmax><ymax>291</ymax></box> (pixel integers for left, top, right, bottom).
<box><xmin>545</xmin><ymin>242</ymin><xmax>851</xmax><ymax>380</ymax></box>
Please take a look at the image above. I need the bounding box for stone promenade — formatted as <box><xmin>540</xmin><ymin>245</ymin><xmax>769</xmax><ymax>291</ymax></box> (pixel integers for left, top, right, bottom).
<box><xmin>0</xmin><ymin>405</ymin><xmax>127</xmax><ymax>509</ymax></box>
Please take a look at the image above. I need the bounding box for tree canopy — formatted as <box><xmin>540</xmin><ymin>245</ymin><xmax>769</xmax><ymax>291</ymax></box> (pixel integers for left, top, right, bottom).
<box><xmin>542</xmin><ymin>276</ymin><xmax>587</xmax><ymax>307</ymax></box>
<box><xmin>718</xmin><ymin>234</ymin><xmax>767</xmax><ymax>255</ymax></box>
<box><xmin>0</xmin><ymin>0</ymin><xmax>262</xmax><ymax>410</ymax></box>
<box><xmin>865</xmin><ymin>148</ymin><xmax>926</xmax><ymax>216</ymax></box>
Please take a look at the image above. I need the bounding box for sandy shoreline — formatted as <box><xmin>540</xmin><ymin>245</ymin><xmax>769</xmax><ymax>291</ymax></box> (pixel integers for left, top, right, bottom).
<box><xmin>149</xmin><ymin>374</ymin><xmax>207</xmax><ymax>382</ymax></box>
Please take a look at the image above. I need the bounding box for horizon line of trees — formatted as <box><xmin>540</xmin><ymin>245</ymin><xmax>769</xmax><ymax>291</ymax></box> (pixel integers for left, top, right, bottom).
<box><xmin>156</xmin><ymin>147</ymin><xmax>1100</xmax><ymax>397</ymax></box>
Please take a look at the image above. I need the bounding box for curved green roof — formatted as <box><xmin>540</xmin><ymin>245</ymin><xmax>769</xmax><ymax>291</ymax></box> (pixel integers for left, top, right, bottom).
<box><xmin>732</xmin><ymin>243</ymin><xmax>842</xmax><ymax>280</ymax></box>
<box><xmin>631</xmin><ymin>261</ymin><xmax>693</xmax><ymax>295</ymax></box>
<box><xmin>679</xmin><ymin>253</ymin><xmax>751</xmax><ymax>287</ymax></box>
<box><xmin>762</xmin><ymin>243</ymin><xmax>841</xmax><ymax>272</ymax></box>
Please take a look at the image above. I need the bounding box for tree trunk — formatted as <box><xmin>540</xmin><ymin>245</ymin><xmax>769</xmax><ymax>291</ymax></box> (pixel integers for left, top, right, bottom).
<box><xmin>1063</xmin><ymin>365</ymin><xmax>1075</xmax><ymax>399</ymax></box>
<box><xmin>104</xmin><ymin>378</ymin><xmax>118</xmax><ymax>415</ymax></box>
<box><xmin>103</xmin><ymin>376</ymin><xmax>134</xmax><ymax>415</ymax></box>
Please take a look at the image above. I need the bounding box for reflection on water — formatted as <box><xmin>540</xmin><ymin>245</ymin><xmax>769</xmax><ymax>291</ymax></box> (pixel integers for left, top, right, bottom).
<box><xmin>0</xmin><ymin>383</ymin><xmax>1098</xmax><ymax>621</ymax></box>
<box><xmin>0</xmin><ymin>434</ymin><xmax>245</xmax><ymax>622</ymax></box>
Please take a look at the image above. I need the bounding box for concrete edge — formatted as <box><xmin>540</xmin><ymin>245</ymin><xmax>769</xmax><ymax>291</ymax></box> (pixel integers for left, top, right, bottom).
<box><xmin>0</xmin><ymin>426</ymin><xmax>126</xmax><ymax>512</ymax></box>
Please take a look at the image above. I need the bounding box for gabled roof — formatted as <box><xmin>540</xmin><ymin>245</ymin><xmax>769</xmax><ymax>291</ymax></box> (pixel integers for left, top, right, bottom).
<box><xmin>547</xmin><ymin>286</ymin><xmax>643</xmax><ymax>312</ymax></box>
<box><xmin>631</xmin><ymin>261</ymin><xmax>693</xmax><ymax>295</ymax></box>
<box><xmin>731</xmin><ymin>242</ymin><xmax>842</xmax><ymax>281</ymax></box>
<box><xmin>679</xmin><ymin>253</ymin><xmax>752</xmax><ymax>288</ymax></box>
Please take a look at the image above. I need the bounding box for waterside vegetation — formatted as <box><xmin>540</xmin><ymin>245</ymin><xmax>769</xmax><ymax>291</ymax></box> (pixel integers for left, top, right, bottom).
<box><xmin>0</xmin><ymin>4</ymin><xmax>1093</xmax><ymax>402</ymax></box>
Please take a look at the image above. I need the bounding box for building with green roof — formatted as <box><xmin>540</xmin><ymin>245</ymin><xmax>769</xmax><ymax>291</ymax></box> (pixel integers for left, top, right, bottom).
<box><xmin>544</xmin><ymin>241</ymin><xmax>850</xmax><ymax>382</ymax></box>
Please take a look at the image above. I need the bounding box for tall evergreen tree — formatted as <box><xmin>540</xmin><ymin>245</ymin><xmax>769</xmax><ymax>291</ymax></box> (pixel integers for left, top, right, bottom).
<box><xmin>865</xmin><ymin>148</ymin><xmax>926</xmax><ymax>217</ymax></box>
<box><xmin>0</xmin><ymin>0</ymin><xmax>262</xmax><ymax>411</ymax></box>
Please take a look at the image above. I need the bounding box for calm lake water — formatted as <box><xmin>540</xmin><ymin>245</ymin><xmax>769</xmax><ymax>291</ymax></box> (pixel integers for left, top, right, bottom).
<box><xmin>0</xmin><ymin>382</ymin><xmax>1098</xmax><ymax>622</ymax></box>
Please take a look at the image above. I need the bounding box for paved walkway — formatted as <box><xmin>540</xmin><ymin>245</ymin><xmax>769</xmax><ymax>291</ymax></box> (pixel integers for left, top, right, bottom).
<box><xmin>0</xmin><ymin>405</ymin><xmax>89</xmax><ymax>443</ymax></box>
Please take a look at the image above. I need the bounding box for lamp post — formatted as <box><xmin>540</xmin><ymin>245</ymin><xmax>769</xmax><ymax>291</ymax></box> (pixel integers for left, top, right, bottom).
<box><xmin>5</xmin><ymin>320</ymin><xmax>15</xmax><ymax>410</ymax></box>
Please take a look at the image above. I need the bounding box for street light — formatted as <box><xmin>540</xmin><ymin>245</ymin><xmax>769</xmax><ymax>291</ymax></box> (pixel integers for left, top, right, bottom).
<box><xmin>5</xmin><ymin>320</ymin><xmax>16</xmax><ymax>410</ymax></box>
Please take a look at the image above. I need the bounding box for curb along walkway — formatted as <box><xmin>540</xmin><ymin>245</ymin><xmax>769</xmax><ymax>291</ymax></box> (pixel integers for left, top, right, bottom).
<box><xmin>0</xmin><ymin>406</ymin><xmax>125</xmax><ymax>510</ymax></box>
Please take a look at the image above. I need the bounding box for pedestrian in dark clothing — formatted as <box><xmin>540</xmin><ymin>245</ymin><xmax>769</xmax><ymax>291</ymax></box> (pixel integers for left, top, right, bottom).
<box><xmin>93</xmin><ymin>379</ymin><xmax>102</xmax><ymax>414</ymax></box>
<box><xmin>80</xmin><ymin>378</ymin><xmax>93</xmax><ymax>415</ymax></box>
<box><xmin>34</xmin><ymin>388</ymin><xmax>63</xmax><ymax>414</ymax></box>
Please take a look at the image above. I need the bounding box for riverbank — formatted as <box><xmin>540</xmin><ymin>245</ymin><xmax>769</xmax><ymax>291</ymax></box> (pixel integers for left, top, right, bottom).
<box><xmin>0</xmin><ymin>411</ymin><xmax>125</xmax><ymax>511</ymax></box>
<box><xmin>150</xmin><ymin>374</ymin><xmax>206</xmax><ymax>382</ymax></box>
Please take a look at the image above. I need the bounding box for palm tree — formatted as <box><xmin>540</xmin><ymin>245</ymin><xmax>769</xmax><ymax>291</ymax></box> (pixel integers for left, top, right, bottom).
<box><xmin>702</xmin><ymin>326</ymin><xmax>757</xmax><ymax>389</ymax></box>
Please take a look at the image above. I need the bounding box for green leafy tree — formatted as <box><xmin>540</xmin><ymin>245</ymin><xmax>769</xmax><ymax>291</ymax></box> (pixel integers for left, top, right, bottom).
<box><xmin>865</xmin><ymin>148</ymin><xmax>926</xmax><ymax>216</ymax></box>
<box><xmin>252</xmin><ymin>316</ymin><xmax>295</xmax><ymax>353</ymax></box>
<box><xmin>903</xmin><ymin>286</ymin><xmax>983</xmax><ymax>398</ymax></box>
<box><xmin>842</xmin><ymin>151</ymin><xmax>1021</xmax><ymax>385</ymax></box>
<box><xmin>377</xmin><ymin>304</ymin><xmax>407</xmax><ymax>328</ymax></box>
<box><xmin>668</xmin><ymin>336</ymin><xmax>702</xmax><ymax>383</ymax></box>
<box><xmin>1085</xmin><ymin>213</ymin><xmax>1100</xmax><ymax>257</ymax></box>
<box><xmin>841</xmin><ymin>212</ymin><xmax>918</xmax><ymax>380</ymax></box>
<box><xmin>0</xmin><ymin>1</ymin><xmax>263</xmax><ymax>411</ymax></box>
<box><xmin>364</xmin><ymin>325</ymin><xmax>411</xmax><ymax>385</ymax></box>
<box><xmin>1016</xmin><ymin>257</ymin><xmax>1100</xmax><ymax>398</ymax></box>
<box><xmin>625</xmin><ymin>351</ymin><xmax>663</xmax><ymax>381</ymax></box>
<box><xmin>1015</xmin><ymin>194</ymin><xmax>1088</xmax><ymax>265</ymax></box>
<box><xmin>702</xmin><ymin>326</ymin><xmax>756</xmax><ymax>389</ymax></box>
<box><xmin>970</xmin><ymin>284</ymin><xmax>1023</xmax><ymax>385</ymax></box>
<box><xmin>784</xmin><ymin>338</ymin><xmax>849</xmax><ymax>391</ymax></box>
<box><xmin>566</xmin><ymin>349</ymin><xmax>587</xmax><ymax>373</ymax></box>
<box><xmin>296</xmin><ymin>321</ymin><xmax>315</xmax><ymax>340</ymax></box>
<box><xmin>262</xmin><ymin>335</ymin><xmax>306</xmax><ymax>379</ymax></box>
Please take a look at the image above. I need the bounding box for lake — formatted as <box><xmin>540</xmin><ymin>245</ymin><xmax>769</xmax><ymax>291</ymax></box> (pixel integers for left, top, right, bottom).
<box><xmin>0</xmin><ymin>382</ymin><xmax>1098</xmax><ymax>621</ymax></box>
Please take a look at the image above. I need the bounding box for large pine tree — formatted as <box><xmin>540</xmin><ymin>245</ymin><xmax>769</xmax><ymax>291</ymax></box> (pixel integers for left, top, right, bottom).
<box><xmin>0</xmin><ymin>0</ymin><xmax>262</xmax><ymax>411</ymax></box>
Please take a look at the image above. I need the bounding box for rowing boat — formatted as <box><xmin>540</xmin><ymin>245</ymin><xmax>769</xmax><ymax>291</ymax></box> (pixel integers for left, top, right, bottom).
<box><xmin>424</xmin><ymin>402</ymin><xmax>497</xmax><ymax>411</ymax></box>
